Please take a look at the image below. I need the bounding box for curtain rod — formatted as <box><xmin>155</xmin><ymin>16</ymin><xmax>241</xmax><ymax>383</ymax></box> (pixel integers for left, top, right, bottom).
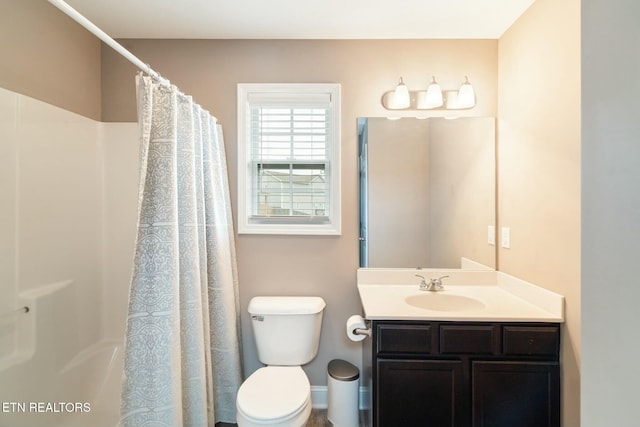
<box><xmin>47</xmin><ymin>0</ymin><xmax>169</xmax><ymax>85</ymax></box>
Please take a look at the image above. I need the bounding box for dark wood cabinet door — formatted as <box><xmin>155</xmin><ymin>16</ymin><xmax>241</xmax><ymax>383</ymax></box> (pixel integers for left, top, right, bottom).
<box><xmin>376</xmin><ymin>359</ymin><xmax>466</xmax><ymax>427</ymax></box>
<box><xmin>472</xmin><ymin>361</ymin><xmax>560</xmax><ymax>427</ymax></box>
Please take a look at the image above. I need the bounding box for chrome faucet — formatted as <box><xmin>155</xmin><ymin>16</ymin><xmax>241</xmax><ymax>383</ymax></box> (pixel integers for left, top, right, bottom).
<box><xmin>415</xmin><ymin>274</ymin><xmax>449</xmax><ymax>292</ymax></box>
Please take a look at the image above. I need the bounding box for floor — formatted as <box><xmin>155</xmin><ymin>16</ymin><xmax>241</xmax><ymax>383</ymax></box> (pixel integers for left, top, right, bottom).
<box><xmin>305</xmin><ymin>409</ymin><xmax>332</xmax><ymax>426</ymax></box>
<box><xmin>216</xmin><ymin>409</ymin><xmax>366</xmax><ymax>427</ymax></box>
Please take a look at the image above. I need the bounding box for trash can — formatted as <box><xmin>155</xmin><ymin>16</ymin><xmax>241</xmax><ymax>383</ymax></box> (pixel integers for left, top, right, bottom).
<box><xmin>327</xmin><ymin>359</ymin><xmax>360</xmax><ymax>427</ymax></box>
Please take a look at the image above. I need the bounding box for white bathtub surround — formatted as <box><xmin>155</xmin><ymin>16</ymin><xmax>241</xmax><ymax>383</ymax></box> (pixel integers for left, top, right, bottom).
<box><xmin>0</xmin><ymin>87</ymin><xmax>137</xmax><ymax>427</ymax></box>
<box><xmin>0</xmin><ymin>281</ymin><xmax>74</xmax><ymax>371</ymax></box>
<box><xmin>0</xmin><ymin>340</ymin><xmax>123</xmax><ymax>427</ymax></box>
<box><xmin>357</xmin><ymin>268</ymin><xmax>564</xmax><ymax>322</ymax></box>
<box><xmin>0</xmin><ymin>86</ymin><xmax>122</xmax><ymax>427</ymax></box>
<box><xmin>0</xmin><ymin>281</ymin><xmax>124</xmax><ymax>427</ymax></box>
<box><xmin>0</xmin><ymin>87</ymin><xmax>104</xmax><ymax>363</ymax></box>
<box><xmin>121</xmin><ymin>75</ymin><xmax>242</xmax><ymax>427</ymax></box>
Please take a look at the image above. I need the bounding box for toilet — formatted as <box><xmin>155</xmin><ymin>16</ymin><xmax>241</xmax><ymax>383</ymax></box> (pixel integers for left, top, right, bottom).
<box><xmin>236</xmin><ymin>296</ymin><xmax>326</xmax><ymax>427</ymax></box>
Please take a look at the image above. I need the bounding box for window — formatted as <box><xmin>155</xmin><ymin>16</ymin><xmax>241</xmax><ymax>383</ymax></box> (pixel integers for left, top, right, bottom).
<box><xmin>237</xmin><ymin>83</ymin><xmax>341</xmax><ymax>235</ymax></box>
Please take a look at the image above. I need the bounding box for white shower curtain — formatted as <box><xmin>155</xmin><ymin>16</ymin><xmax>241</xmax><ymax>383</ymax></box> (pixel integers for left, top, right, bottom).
<box><xmin>120</xmin><ymin>75</ymin><xmax>243</xmax><ymax>427</ymax></box>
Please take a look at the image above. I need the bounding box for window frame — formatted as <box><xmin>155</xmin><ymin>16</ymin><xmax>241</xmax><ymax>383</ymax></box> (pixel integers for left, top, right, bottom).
<box><xmin>237</xmin><ymin>83</ymin><xmax>341</xmax><ymax>235</ymax></box>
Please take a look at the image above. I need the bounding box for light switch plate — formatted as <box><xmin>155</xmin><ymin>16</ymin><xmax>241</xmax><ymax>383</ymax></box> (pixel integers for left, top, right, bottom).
<box><xmin>501</xmin><ymin>227</ymin><xmax>511</xmax><ymax>249</ymax></box>
<box><xmin>488</xmin><ymin>225</ymin><xmax>495</xmax><ymax>245</ymax></box>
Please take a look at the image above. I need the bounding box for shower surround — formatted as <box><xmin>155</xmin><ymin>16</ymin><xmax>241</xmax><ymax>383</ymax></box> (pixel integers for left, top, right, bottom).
<box><xmin>0</xmin><ymin>87</ymin><xmax>138</xmax><ymax>427</ymax></box>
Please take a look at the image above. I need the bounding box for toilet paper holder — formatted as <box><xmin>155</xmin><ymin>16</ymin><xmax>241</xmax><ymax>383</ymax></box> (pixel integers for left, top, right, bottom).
<box><xmin>346</xmin><ymin>314</ymin><xmax>371</xmax><ymax>341</ymax></box>
<box><xmin>353</xmin><ymin>327</ymin><xmax>371</xmax><ymax>337</ymax></box>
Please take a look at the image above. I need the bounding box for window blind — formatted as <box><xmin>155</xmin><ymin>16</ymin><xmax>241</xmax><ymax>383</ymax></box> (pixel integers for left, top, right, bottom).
<box><xmin>249</xmin><ymin>100</ymin><xmax>332</xmax><ymax>221</ymax></box>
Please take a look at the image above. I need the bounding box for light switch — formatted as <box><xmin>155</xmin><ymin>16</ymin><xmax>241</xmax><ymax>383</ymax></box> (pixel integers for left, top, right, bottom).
<box><xmin>488</xmin><ymin>225</ymin><xmax>495</xmax><ymax>245</ymax></box>
<box><xmin>501</xmin><ymin>227</ymin><xmax>511</xmax><ymax>249</ymax></box>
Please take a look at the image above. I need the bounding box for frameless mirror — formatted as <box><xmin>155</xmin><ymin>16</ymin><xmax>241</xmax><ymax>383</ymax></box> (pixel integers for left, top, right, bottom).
<box><xmin>358</xmin><ymin>117</ymin><xmax>496</xmax><ymax>269</ymax></box>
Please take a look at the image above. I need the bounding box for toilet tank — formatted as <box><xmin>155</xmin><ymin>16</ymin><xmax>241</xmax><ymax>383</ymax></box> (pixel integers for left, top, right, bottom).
<box><xmin>249</xmin><ymin>296</ymin><xmax>326</xmax><ymax>366</ymax></box>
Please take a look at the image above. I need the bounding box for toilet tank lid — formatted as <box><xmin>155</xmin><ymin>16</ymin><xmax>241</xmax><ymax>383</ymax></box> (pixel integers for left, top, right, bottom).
<box><xmin>248</xmin><ymin>296</ymin><xmax>326</xmax><ymax>315</ymax></box>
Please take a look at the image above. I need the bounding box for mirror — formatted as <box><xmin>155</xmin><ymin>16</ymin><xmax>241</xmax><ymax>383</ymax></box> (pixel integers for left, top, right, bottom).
<box><xmin>358</xmin><ymin>117</ymin><xmax>496</xmax><ymax>269</ymax></box>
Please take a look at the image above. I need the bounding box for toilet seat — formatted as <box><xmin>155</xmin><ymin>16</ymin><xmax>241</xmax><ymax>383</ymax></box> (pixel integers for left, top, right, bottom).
<box><xmin>237</xmin><ymin>366</ymin><xmax>311</xmax><ymax>427</ymax></box>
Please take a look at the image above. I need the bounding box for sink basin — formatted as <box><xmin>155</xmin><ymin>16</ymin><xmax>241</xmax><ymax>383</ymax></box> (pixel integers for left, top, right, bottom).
<box><xmin>405</xmin><ymin>293</ymin><xmax>486</xmax><ymax>312</ymax></box>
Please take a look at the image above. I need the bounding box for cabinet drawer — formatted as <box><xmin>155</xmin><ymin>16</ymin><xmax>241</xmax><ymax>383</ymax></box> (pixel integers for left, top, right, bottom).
<box><xmin>377</xmin><ymin>324</ymin><xmax>432</xmax><ymax>354</ymax></box>
<box><xmin>503</xmin><ymin>326</ymin><xmax>560</xmax><ymax>356</ymax></box>
<box><xmin>440</xmin><ymin>324</ymin><xmax>497</xmax><ymax>354</ymax></box>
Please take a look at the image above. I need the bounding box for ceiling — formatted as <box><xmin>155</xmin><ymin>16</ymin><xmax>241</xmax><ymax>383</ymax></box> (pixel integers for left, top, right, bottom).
<box><xmin>62</xmin><ymin>0</ymin><xmax>535</xmax><ymax>40</ymax></box>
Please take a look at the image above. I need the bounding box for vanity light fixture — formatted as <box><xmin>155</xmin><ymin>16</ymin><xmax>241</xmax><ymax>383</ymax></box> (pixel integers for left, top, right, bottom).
<box><xmin>382</xmin><ymin>75</ymin><xmax>476</xmax><ymax>111</ymax></box>
<box><xmin>391</xmin><ymin>77</ymin><xmax>411</xmax><ymax>109</ymax></box>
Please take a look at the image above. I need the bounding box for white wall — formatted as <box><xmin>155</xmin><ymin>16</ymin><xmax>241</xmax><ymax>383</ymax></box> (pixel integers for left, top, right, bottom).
<box><xmin>581</xmin><ymin>1</ymin><xmax>640</xmax><ymax>425</ymax></box>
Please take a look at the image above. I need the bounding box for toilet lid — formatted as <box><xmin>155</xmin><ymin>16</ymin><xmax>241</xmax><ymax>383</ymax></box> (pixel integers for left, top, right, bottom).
<box><xmin>237</xmin><ymin>366</ymin><xmax>310</xmax><ymax>422</ymax></box>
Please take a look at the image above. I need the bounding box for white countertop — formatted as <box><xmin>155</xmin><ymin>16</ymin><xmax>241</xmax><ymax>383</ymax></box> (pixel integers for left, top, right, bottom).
<box><xmin>357</xmin><ymin>269</ymin><xmax>564</xmax><ymax>323</ymax></box>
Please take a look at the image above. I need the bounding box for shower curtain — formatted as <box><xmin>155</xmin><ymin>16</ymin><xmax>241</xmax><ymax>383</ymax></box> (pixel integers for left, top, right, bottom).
<box><xmin>120</xmin><ymin>75</ymin><xmax>243</xmax><ymax>427</ymax></box>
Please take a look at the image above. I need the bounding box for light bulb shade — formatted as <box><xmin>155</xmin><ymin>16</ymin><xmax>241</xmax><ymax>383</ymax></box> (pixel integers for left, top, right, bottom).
<box><xmin>457</xmin><ymin>77</ymin><xmax>475</xmax><ymax>108</ymax></box>
<box><xmin>424</xmin><ymin>77</ymin><xmax>443</xmax><ymax>109</ymax></box>
<box><xmin>392</xmin><ymin>78</ymin><xmax>410</xmax><ymax>109</ymax></box>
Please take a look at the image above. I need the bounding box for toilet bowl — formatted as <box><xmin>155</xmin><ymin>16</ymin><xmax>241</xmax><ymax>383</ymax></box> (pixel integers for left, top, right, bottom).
<box><xmin>236</xmin><ymin>366</ymin><xmax>312</xmax><ymax>427</ymax></box>
<box><xmin>236</xmin><ymin>296</ymin><xmax>325</xmax><ymax>427</ymax></box>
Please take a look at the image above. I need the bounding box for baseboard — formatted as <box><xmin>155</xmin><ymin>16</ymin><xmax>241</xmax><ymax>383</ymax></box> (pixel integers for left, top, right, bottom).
<box><xmin>311</xmin><ymin>385</ymin><xmax>370</xmax><ymax>410</ymax></box>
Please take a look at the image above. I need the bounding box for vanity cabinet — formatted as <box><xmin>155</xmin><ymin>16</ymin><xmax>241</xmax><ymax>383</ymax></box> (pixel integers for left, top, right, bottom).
<box><xmin>367</xmin><ymin>321</ymin><xmax>560</xmax><ymax>427</ymax></box>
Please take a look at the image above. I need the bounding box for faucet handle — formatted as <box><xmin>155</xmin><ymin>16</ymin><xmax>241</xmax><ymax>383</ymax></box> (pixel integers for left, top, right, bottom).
<box><xmin>415</xmin><ymin>274</ymin><xmax>428</xmax><ymax>288</ymax></box>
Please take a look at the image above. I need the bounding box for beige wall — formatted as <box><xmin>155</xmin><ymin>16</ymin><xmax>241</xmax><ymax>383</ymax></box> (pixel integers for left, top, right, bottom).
<box><xmin>498</xmin><ymin>0</ymin><xmax>581</xmax><ymax>425</ymax></box>
<box><xmin>0</xmin><ymin>0</ymin><xmax>102</xmax><ymax>120</ymax></box>
<box><xmin>100</xmin><ymin>38</ymin><xmax>498</xmax><ymax>383</ymax></box>
<box><xmin>101</xmin><ymin>39</ymin><xmax>498</xmax><ymax>122</ymax></box>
